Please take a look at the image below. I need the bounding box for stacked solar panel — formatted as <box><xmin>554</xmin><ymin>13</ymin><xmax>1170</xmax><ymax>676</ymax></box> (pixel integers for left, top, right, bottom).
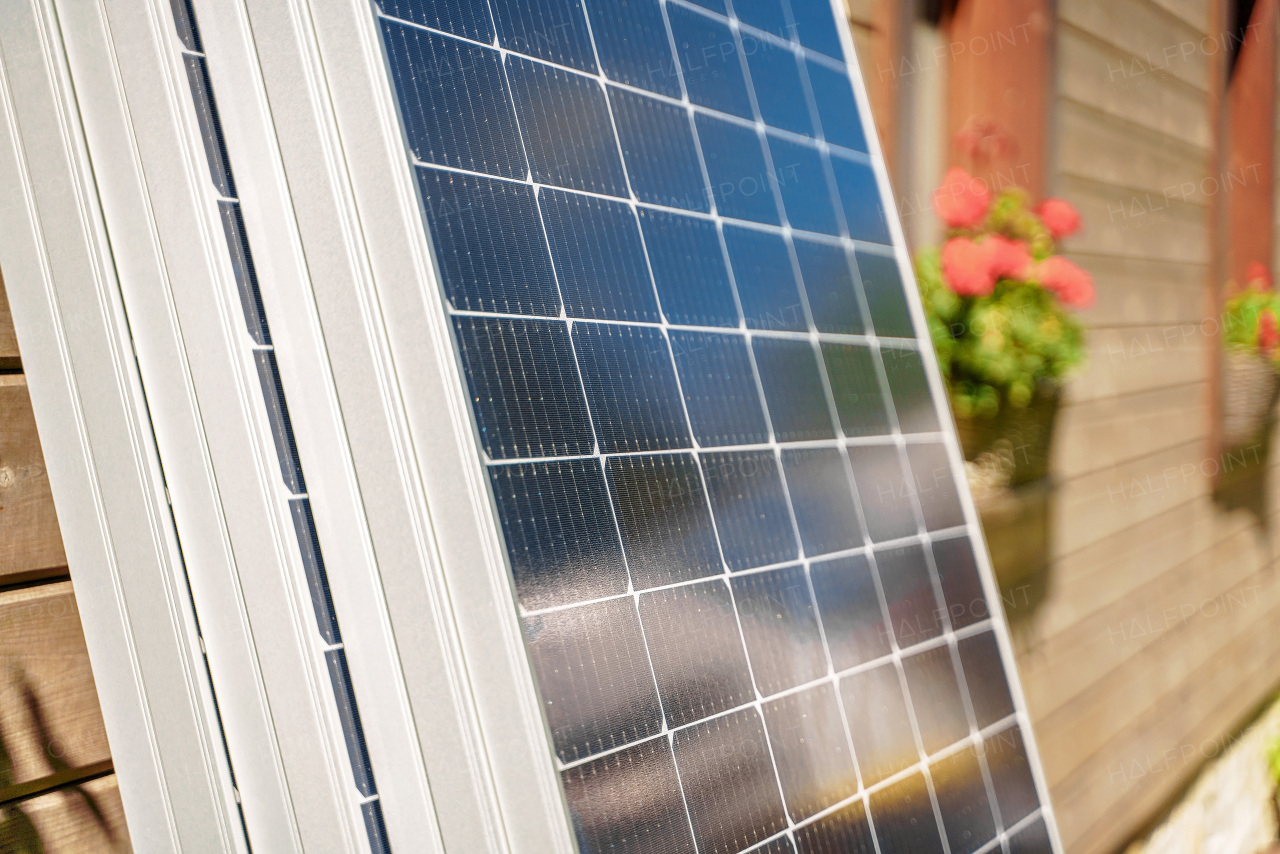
<box><xmin>371</xmin><ymin>0</ymin><xmax>1053</xmax><ymax>851</ymax></box>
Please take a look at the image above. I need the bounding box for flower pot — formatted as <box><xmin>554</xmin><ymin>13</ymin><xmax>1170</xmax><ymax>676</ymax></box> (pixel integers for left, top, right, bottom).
<box><xmin>1221</xmin><ymin>349</ymin><xmax>1280</xmax><ymax>451</ymax></box>
<box><xmin>954</xmin><ymin>384</ymin><xmax>1061</xmax><ymax>487</ymax></box>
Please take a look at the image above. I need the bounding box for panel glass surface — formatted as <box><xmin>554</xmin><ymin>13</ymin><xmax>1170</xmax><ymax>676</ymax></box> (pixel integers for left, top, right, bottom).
<box><xmin>370</xmin><ymin>0</ymin><xmax>1053</xmax><ymax>850</ymax></box>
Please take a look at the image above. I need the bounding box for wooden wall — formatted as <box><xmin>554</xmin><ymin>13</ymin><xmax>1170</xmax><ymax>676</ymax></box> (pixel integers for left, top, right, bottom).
<box><xmin>0</xmin><ymin>278</ymin><xmax>130</xmax><ymax>851</ymax></box>
<box><xmin>849</xmin><ymin>1</ymin><xmax>1280</xmax><ymax>851</ymax></box>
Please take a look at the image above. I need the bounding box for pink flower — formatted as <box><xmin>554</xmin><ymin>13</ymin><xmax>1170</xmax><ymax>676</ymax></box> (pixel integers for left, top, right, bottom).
<box><xmin>1259</xmin><ymin>310</ymin><xmax>1279</xmax><ymax>355</ymax></box>
<box><xmin>1034</xmin><ymin>198</ymin><xmax>1082</xmax><ymax>240</ymax></box>
<box><xmin>1037</xmin><ymin>256</ymin><xmax>1095</xmax><ymax>308</ymax></box>
<box><xmin>987</xmin><ymin>236</ymin><xmax>1033</xmax><ymax>280</ymax></box>
<box><xmin>942</xmin><ymin>237</ymin><xmax>998</xmax><ymax>297</ymax></box>
<box><xmin>933</xmin><ymin>168</ymin><xmax>991</xmax><ymax>230</ymax></box>
<box><xmin>1247</xmin><ymin>261</ymin><xmax>1272</xmax><ymax>291</ymax></box>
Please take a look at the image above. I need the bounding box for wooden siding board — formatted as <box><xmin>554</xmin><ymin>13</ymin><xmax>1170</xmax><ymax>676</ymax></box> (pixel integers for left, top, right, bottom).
<box><xmin>0</xmin><ymin>279</ymin><xmax>17</xmax><ymax>370</ymax></box>
<box><xmin>0</xmin><ymin>582</ymin><xmax>112</xmax><ymax>788</ymax></box>
<box><xmin>12</xmin><ymin>774</ymin><xmax>130</xmax><ymax>853</ymax></box>
<box><xmin>0</xmin><ymin>375</ymin><xmax>67</xmax><ymax>581</ymax></box>
<box><xmin>1059</xmin><ymin>26</ymin><xmax>1212</xmax><ymax>148</ymax></box>
<box><xmin>1060</xmin><ymin>0</ymin><xmax>1211</xmax><ymax>90</ymax></box>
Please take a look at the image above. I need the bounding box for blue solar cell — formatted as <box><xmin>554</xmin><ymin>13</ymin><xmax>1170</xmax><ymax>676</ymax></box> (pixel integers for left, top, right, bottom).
<box><xmin>608</xmin><ymin>88</ymin><xmax>709</xmax><ymax>211</ymax></box>
<box><xmin>416</xmin><ymin>168</ymin><xmax>560</xmax><ymax>315</ymax></box>
<box><xmin>853</xmin><ymin>249</ymin><xmax>914</xmax><ymax>338</ymax></box>
<box><xmin>523</xmin><ymin>598</ymin><xmax>664</xmax><ymax>762</ymax></box>
<box><xmin>847</xmin><ymin>445</ymin><xmax>916</xmax><ymax>542</ymax></box>
<box><xmin>325</xmin><ymin>649</ymin><xmax>378</xmax><ymax>797</ymax></box>
<box><xmin>906</xmin><ymin>443</ymin><xmax>965</xmax><ymax>531</ymax></box>
<box><xmin>701</xmin><ymin>450</ymin><xmax>798</xmax><ymax>570</ymax></box>
<box><xmin>876</xmin><ymin>543</ymin><xmax>943</xmax><ymax>646</ymax></box>
<box><xmin>638</xmin><ymin>210</ymin><xmax>738</xmax><ymax>326</ymax></box>
<box><xmin>667</xmin><ymin>5</ymin><xmax>753</xmax><ymax>119</ymax></box>
<box><xmin>806</xmin><ymin>60</ymin><xmax>868</xmax><ymax>152</ymax></box>
<box><xmin>1008</xmin><ymin>820</ymin><xmax>1053</xmax><ymax>854</ymax></box>
<box><xmin>670</xmin><ymin>330</ymin><xmax>769</xmax><ymax>447</ymax></box>
<box><xmin>931</xmin><ymin>746</ymin><xmax>998</xmax><ymax>854</ymax></box>
<box><xmin>563</xmin><ymin>738</ymin><xmax>697</xmax><ymax>854</ymax></box>
<box><xmin>672</xmin><ymin>708</ymin><xmax>788</xmax><ymax>853</ymax></box>
<box><xmin>489</xmin><ymin>459</ymin><xmax>628</xmax><ymax>609</ymax></box>
<box><xmin>451</xmin><ymin>316</ymin><xmax>594</xmax><ymax>459</ymax></box>
<box><xmin>697</xmin><ymin>115</ymin><xmax>781</xmax><ymax>225</ymax></box>
<box><xmin>734</xmin><ymin>0</ymin><xmax>790</xmax><ymax>39</ymax></box>
<box><xmin>789</xmin><ymin>0</ymin><xmax>845</xmax><ymax>59</ymax></box>
<box><xmin>584</xmin><ymin>0</ymin><xmax>682</xmax><ymax>97</ymax></box>
<box><xmin>381</xmin><ymin>21</ymin><xmax>526</xmax><ymax>178</ymax></box>
<box><xmin>376</xmin><ymin>0</ymin><xmax>495</xmax><ymax>43</ymax></box>
<box><xmin>489</xmin><ymin>0</ymin><xmax>597</xmax><ymax>72</ymax></box>
<box><xmin>288</xmin><ymin>499</ymin><xmax>343</xmax><ymax>645</ymax></box>
<box><xmin>505</xmin><ymin>55</ymin><xmax>628</xmax><ymax>196</ymax></box>
<box><xmin>794</xmin><ymin>799</ymin><xmax>877</xmax><ymax>854</ymax></box>
<box><xmin>571</xmin><ymin>323</ymin><xmax>692</xmax><ymax>453</ymax></box>
<box><xmin>184</xmin><ymin>55</ymin><xmax>235</xmax><ymax>198</ymax></box>
<box><xmin>769</xmin><ymin>136</ymin><xmax>840</xmax><ymax>235</ymax></box>
<box><xmin>762</xmin><ymin>684</ymin><xmax>858</xmax><ymax>819</ymax></box>
<box><xmin>253</xmin><ymin>350</ymin><xmax>307</xmax><ymax>495</ymax></box>
<box><xmin>217</xmin><ymin>202</ymin><xmax>272</xmax><ymax>345</ymax></box>
<box><xmin>932</xmin><ymin>536</ymin><xmax>986</xmax><ymax>631</ymax></box>
<box><xmin>723</xmin><ymin>226</ymin><xmax>806</xmax><ymax>332</ymax></box>
<box><xmin>685</xmin><ymin>0</ymin><xmax>727</xmax><ymax>13</ymax></box>
<box><xmin>830</xmin><ymin>153</ymin><xmax>892</xmax><ymax>243</ymax></box>
<box><xmin>731</xmin><ymin>565</ymin><xmax>826</xmax><ymax>695</ymax></box>
<box><xmin>745</xmin><ymin>40</ymin><xmax>812</xmax><ymax>136</ymax></box>
<box><xmin>811</xmin><ymin>553</ymin><xmax>892</xmax><ymax>670</ymax></box>
<box><xmin>958</xmin><ymin>631</ymin><xmax>1015</xmax><ymax>730</ymax></box>
<box><xmin>639</xmin><ymin>580</ymin><xmax>754</xmax><ymax>726</ymax></box>
<box><xmin>794</xmin><ymin>237</ymin><xmax>865</xmax><ymax>334</ymax></box>
<box><xmin>538</xmin><ymin>189</ymin><xmax>660</xmax><ymax>322</ymax></box>
<box><xmin>821</xmin><ymin>342</ymin><xmax>890</xmax><ymax>436</ymax></box>
<box><xmin>882</xmin><ymin>346</ymin><xmax>940</xmax><ymax>433</ymax></box>
<box><xmin>169</xmin><ymin>0</ymin><xmax>201</xmax><ymax>51</ymax></box>
<box><xmin>869</xmin><ymin>773</ymin><xmax>946</xmax><ymax>854</ymax></box>
<box><xmin>902</xmin><ymin>644</ymin><xmax>970</xmax><ymax>753</ymax></box>
<box><xmin>361</xmin><ymin>800</ymin><xmax>392</xmax><ymax>854</ymax></box>
<box><xmin>606</xmin><ymin>453</ymin><xmax>723</xmax><ymax>588</ymax></box>
<box><xmin>782</xmin><ymin>447</ymin><xmax>862</xmax><ymax>556</ymax></box>
<box><xmin>753</xmin><ymin>337</ymin><xmax>835</xmax><ymax>441</ymax></box>
<box><xmin>840</xmin><ymin>662</ymin><xmax>917</xmax><ymax>784</ymax></box>
<box><xmin>987</xmin><ymin>725</ymin><xmax>1040</xmax><ymax>828</ymax></box>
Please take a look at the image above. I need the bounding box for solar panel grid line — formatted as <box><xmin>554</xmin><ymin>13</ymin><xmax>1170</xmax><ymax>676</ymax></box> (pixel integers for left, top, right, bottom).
<box><xmin>554</xmin><ymin>698</ymin><xmax>1027</xmax><ymax>847</ymax></box>
<box><xmin>568</xmin><ymin>9</ymin><xmax>816</xmax><ymax>839</ymax></box>
<box><xmin>519</xmin><ymin>524</ymin><xmax>975</xmax><ymax>623</ymax></box>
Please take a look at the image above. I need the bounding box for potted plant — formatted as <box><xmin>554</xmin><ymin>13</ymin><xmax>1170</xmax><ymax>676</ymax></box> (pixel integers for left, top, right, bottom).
<box><xmin>915</xmin><ymin>168</ymin><xmax>1093</xmax><ymax>489</ymax></box>
<box><xmin>1221</xmin><ymin>263</ymin><xmax>1280</xmax><ymax>454</ymax></box>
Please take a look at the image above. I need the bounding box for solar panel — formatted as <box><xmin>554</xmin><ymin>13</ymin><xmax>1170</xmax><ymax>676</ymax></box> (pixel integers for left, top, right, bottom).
<box><xmin>369</xmin><ymin>0</ymin><xmax>1056</xmax><ymax>850</ymax></box>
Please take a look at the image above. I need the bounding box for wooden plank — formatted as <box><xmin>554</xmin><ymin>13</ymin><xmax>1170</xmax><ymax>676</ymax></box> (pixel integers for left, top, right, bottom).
<box><xmin>1053</xmin><ymin>383</ymin><xmax>1205</xmax><ymax>480</ymax></box>
<box><xmin>1058</xmin><ymin>175</ymin><xmax>1210</xmax><ymax>265</ymax></box>
<box><xmin>0</xmin><ymin>582</ymin><xmax>111</xmax><ymax>788</ymax></box>
<box><xmin>1049</xmin><ymin>592</ymin><xmax>1280</xmax><ymax>853</ymax></box>
<box><xmin>1018</xmin><ymin>520</ymin><xmax>1263</xmax><ymax>725</ymax></box>
<box><xmin>1058</xmin><ymin>26</ymin><xmax>1212</xmax><ymax>149</ymax></box>
<box><xmin>1035</xmin><ymin>567</ymin><xmax>1279</xmax><ymax>791</ymax></box>
<box><xmin>1070</xmin><ymin>252</ymin><xmax>1206</xmax><ymax>329</ymax></box>
<box><xmin>0</xmin><ymin>275</ymin><xmax>17</xmax><ymax>371</ymax></box>
<box><xmin>1059</xmin><ymin>0</ymin><xmax>1211</xmax><ymax>91</ymax></box>
<box><xmin>1066</xmin><ymin>324</ymin><xmax>1207</xmax><ymax>404</ymax></box>
<box><xmin>6</xmin><ymin>773</ymin><xmax>130</xmax><ymax>853</ymax></box>
<box><xmin>0</xmin><ymin>375</ymin><xmax>66</xmax><ymax>583</ymax></box>
<box><xmin>1058</xmin><ymin>100</ymin><xmax>1209</xmax><ymax>203</ymax></box>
